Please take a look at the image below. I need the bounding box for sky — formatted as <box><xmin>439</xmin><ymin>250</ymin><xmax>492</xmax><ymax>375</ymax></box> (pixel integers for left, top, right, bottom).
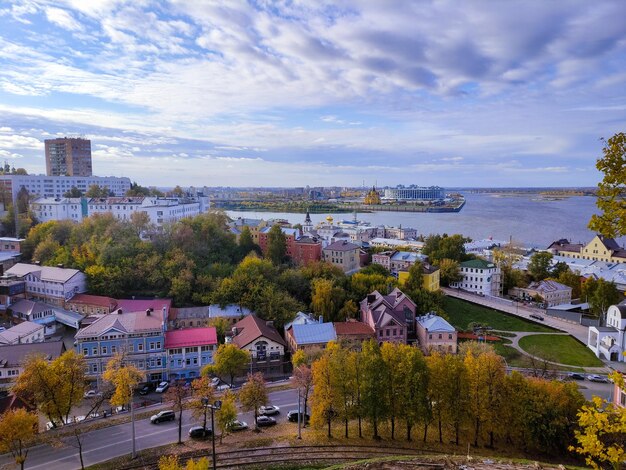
<box><xmin>0</xmin><ymin>1</ymin><xmax>625</xmax><ymax>188</ymax></box>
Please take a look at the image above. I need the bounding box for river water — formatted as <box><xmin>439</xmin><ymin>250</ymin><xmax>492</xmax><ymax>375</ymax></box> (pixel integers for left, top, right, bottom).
<box><xmin>225</xmin><ymin>192</ymin><xmax>625</xmax><ymax>249</ymax></box>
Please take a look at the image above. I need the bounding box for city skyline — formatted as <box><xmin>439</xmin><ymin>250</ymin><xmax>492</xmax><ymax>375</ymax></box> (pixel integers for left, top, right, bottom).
<box><xmin>0</xmin><ymin>1</ymin><xmax>625</xmax><ymax>187</ymax></box>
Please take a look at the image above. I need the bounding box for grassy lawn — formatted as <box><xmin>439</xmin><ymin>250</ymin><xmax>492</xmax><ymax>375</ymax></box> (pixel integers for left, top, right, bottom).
<box><xmin>518</xmin><ymin>334</ymin><xmax>604</xmax><ymax>367</ymax></box>
<box><xmin>443</xmin><ymin>297</ymin><xmax>555</xmax><ymax>333</ymax></box>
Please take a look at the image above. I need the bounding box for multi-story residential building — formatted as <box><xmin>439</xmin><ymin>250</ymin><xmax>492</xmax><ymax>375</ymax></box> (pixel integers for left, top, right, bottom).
<box><xmin>228</xmin><ymin>218</ymin><xmax>268</xmax><ymax>244</ymax></box>
<box><xmin>0</xmin><ymin>175</ymin><xmax>130</xmax><ymax>200</ymax></box>
<box><xmin>230</xmin><ymin>315</ymin><xmax>286</xmax><ymax>375</ymax></box>
<box><xmin>588</xmin><ymin>301</ymin><xmax>626</xmax><ymax>362</ymax></box>
<box><xmin>169</xmin><ymin>306</ymin><xmax>209</xmax><ymax>329</ymax></box>
<box><xmin>323</xmin><ymin>240</ymin><xmax>360</xmax><ymax>273</ymax></box>
<box><xmin>0</xmin><ymin>277</ymin><xmax>26</xmax><ymax>309</ymax></box>
<box><xmin>360</xmin><ymin>288</ymin><xmax>417</xmax><ymax>343</ymax></box>
<box><xmin>257</xmin><ymin>226</ymin><xmax>322</xmax><ymax>266</ymax></box>
<box><xmin>449</xmin><ymin>259</ymin><xmax>501</xmax><ymax>296</ymax></box>
<box><xmin>285</xmin><ymin>323</ymin><xmax>336</xmax><ymax>353</ymax></box>
<box><xmin>65</xmin><ymin>294</ymin><xmax>118</xmax><ymax>315</ymax></box>
<box><xmin>8</xmin><ymin>300</ymin><xmax>56</xmax><ymax>335</ymax></box>
<box><xmin>0</xmin><ymin>321</ymin><xmax>45</xmax><ymax>345</ymax></box>
<box><xmin>0</xmin><ymin>237</ymin><xmax>24</xmax><ymax>253</ymax></box>
<box><xmin>0</xmin><ymin>340</ymin><xmax>65</xmax><ymax>391</ymax></box>
<box><xmin>372</xmin><ymin>250</ymin><xmax>428</xmax><ymax>274</ymax></box>
<box><xmin>74</xmin><ymin>308</ymin><xmax>168</xmax><ymax>385</ymax></box>
<box><xmin>510</xmin><ymin>280</ymin><xmax>572</xmax><ymax>307</ymax></box>
<box><xmin>30</xmin><ymin>197</ymin><xmax>85</xmax><ymax>223</ymax></box>
<box><xmin>165</xmin><ymin>327</ymin><xmax>217</xmax><ymax>381</ymax></box>
<box><xmin>45</xmin><ymin>137</ymin><xmax>92</xmax><ymax>177</ymax></box>
<box><xmin>377</xmin><ymin>226</ymin><xmax>418</xmax><ymax>240</ymax></box>
<box><xmin>5</xmin><ymin>263</ymin><xmax>87</xmax><ymax>306</ymax></box>
<box><xmin>547</xmin><ymin>236</ymin><xmax>626</xmax><ymax>264</ymax></box>
<box><xmin>87</xmin><ymin>196</ymin><xmax>200</xmax><ymax>227</ymax></box>
<box><xmin>416</xmin><ymin>313</ymin><xmax>457</xmax><ymax>354</ymax></box>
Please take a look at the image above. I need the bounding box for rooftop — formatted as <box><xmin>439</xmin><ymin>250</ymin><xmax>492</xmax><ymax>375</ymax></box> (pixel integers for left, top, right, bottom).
<box><xmin>291</xmin><ymin>323</ymin><xmax>336</xmax><ymax>345</ymax></box>
<box><xmin>333</xmin><ymin>321</ymin><xmax>375</xmax><ymax>336</ymax></box>
<box><xmin>68</xmin><ymin>294</ymin><xmax>118</xmax><ymax>308</ymax></box>
<box><xmin>6</xmin><ymin>263</ymin><xmax>82</xmax><ymax>283</ymax></box>
<box><xmin>324</xmin><ymin>240</ymin><xmax>360</xmax><ymax>251</ymax></box>
<box><xmin>232</xmin><ymin>315</ymin><xmax>285</xmax><ymax>348</ymax></box>
<box><xmin>75</xmin><ymin>310</ymin><xmax>163</xmax><ymax>339</ymax></box>
<box><xmin>165</xmin><ymin>327</ymin><xmax>217</xmax><ymax>349</ymax></box>
<box><xmin>0</xmin><ymin>321</ymin><xmax>44</xmax><ymax>344</ymax></box>
<box><xmin>0</xmin><ymin>340</ymin><xmax>65</xmax><ymax>368</ymax></box>
<box><xmin>460</xmin><ymin>259</ymin><xmax>496</xmax><ymax>270</ymax></box>
<box><xmin>417</xmin><ymin>314</ymin><xmax>456</xmax><ymax>333</ymax></box>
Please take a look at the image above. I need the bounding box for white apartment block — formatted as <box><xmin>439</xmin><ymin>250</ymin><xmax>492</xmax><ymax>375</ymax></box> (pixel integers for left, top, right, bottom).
<box><xmin>0</xmin><ymin>174</ymin><xmax>130</xmax><ymax>199</ymax></box>
<box><xmin>5</xmin><ymin>263</ymin><xmax>87</xmax><ymax>307</ymax></box>
<box><xmin>450</xmin><ymin>259</ymin><xmax>501</xmax><ymax>296</ymax></box>
<box><xmin>31</xmin><ymin>198</ymin><xmax>84</xmax><ymax>223</ymax></box>
<box><xmin>87</xmin><ymin>197</ymin><xmax>201</xmax><ymax>227</ymax></box>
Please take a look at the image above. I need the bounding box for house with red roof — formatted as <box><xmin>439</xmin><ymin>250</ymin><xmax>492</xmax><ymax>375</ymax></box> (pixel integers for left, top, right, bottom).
<box><xmin>164</xmin><ymin>327</ymin><xmax>218</xmax><ymax>380</ymax></box>
<box><xmin>229</xmin><ymin>315</ymin><xmax>286</xmax><ymax>375</ymax></box>
<box><xmin>333</xmin><ymin>320</ymin><xmax>376</xmax><ymax>350</ymax></box>
<box><xmin>65</xmin><ymin>294</ymin><xmax>118</xmax><ymax>315</ymax></box>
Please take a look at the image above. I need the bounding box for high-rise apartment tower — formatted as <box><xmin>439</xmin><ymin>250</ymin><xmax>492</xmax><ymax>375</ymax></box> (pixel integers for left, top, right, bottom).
<box><xmin>45</xmin><ymin>137</ymin><xmax>92</xmax><ymax>176</ymax></box>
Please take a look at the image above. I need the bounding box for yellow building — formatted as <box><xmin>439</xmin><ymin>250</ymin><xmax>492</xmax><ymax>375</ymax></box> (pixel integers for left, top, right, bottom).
<box><xmin>364</xmin><ymin>186</ymin><xmax>381</xmax><ymax>205</ymax></box>
<box><xmin>229</xmin><ymin>218</ymin><xmax>268</xmax><ymax>243</ymax></box>
<box><xmin>398</xmin><ymin>264</ymin><xmax>440</xmax><ymax>292</ymax></box>
<box><xmin>549</xmin><ymin>235</ymin><xmax>626</xmax><ymax>264</ymax></box>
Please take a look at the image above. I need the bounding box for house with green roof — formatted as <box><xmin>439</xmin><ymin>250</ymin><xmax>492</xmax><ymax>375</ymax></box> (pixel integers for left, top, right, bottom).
<box><xmin>449</xmin><ymin>258</ymin><xmax>501</xmax><ymax>296</ymax></box>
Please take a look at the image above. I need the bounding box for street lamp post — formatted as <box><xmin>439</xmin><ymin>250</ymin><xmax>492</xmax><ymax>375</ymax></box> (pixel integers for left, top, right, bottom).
<box><xmin>297</xmin><ymin>387</ymin><xmax>302</xmax><ymax>439</ymax></box>
<box><xmin>203</xmin><ymin>398</ymin><xmax>222</xmax><ymax>470</ymax></box>
<box><xmin>130</xmin><ymin>383</ymin><xmax>136</xmax><ymax>459</ymax></box>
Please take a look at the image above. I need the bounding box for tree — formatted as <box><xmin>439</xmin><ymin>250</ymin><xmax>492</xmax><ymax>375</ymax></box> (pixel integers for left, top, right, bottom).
<box><xmin>381</xmin><ymin>342</ymin><xmax>404</xmax><ymax>439</ymax></box>
<box><xmin>582</xmin><ymin>277</ymin><xmax>622</xmax><ymax>320</ymax></box>
<box><xmin>238</xmin><ymin>226</ymin><xmax>260</xmax><ymax>257</ymax></box>
<box><xmin>216</xmin><ymin>390</ymin><xmax>238</xmax><ymax>443</ymax></box>
<box><xmin>102</xmin><ymin>354</ymin><xmax>142</xmax><ymax>409</ymax></box>
<box><xmin>438</xmin><ymin>258</ymin><xmax>462</xmax><ymax>287</ymax></box>
<box><xmin>208</xmin><ymin>317</ymin><xmax>230</xmax><ymax>344</ymax></box>
<box><xmin>349</xmin><ymin>272</ymin><xmax>396</xmax><ymax>302</ymax></box>
<box><xmin>85</xmin><ymin>184</ymin><xmax>112</xmax><ymax>198</ymax></box>
<box><xmin>527</xmin><ymin>251</ymin><xmax>553</xmax><ymax>281</ymax></box>
<box><xmin>266</xmin><ymin>224</ymin><xmax>287</xmax><ymax>265</ymax></box>
<box><xmin>158</xmin><ymin>455</ymin><xmax>210</xmax><ymax>470</ymax></box>
<box><xmin>360</xmin><ymin>340</ymin><xmax>388</xmax><ymax>439</ymax></box>
<box><xmin>403</xmin><ymin>262</ymin><xmax>424</xmax><ymax>293</ymax></box>
<box><xmin>63</xmin><ymin>186</ymin><xmax>83</xmax><ymax>198</ymax></box>
<box><xmin>399</xmin><ymin>345</ymin><xmax>429</xmax><ymax>442</ymax></box>
<box><xmin>190</xmin><ymin>376</ymin><xmax>216</xmax><ymax>430</ymax></box>
<box><xmin>311</xmin><ymin>352</ymin><xmax>337</xmax><ymax>438</ymax></box>
<box><xmin>204</xmin><ymin>344</ymin><xmax>250</xmax><ymax>386</ymax></box>
<box><xmin>588</xmin><ymin>132</ymin><xmax>626</xmax><ymax>238</ymax></box>
<box><xmin>293</xmin><ymin>364</ymin><xmax>313</xmax><ymax>427</ymax></box>
<box><xmin>554</xmin><ymin>269</ymin><xmax>583</xmax><ymax>300</ymax></box>
<box><xmin>12</xmin><ymin>350</ymin><xmax>87</xmax><ymax>427</ymax></box>
<box><xmin>328</xmin><ymin>343</ymin><xmax>355</xmax><ymax>438</ymax></box>
<box><xmin>165</xmin><ymin>380</ymin><xmax>188</xmax><ymax>444</ymax></box>
<box><xmin>239</xmin><ymin>372</ymin><xmax>268</xmax><ymax>431</ymax></box>
<box><xmin>422</xmin><ymin>234</ymin><xmax>470</xmax><ymax>264</ymax></box>
<box><xmin>0</xmin><ymin>408</ymin><xmax>38</xmax><ymax>470</ymax></box>
<box><xmin>311</xmin><ymin>278</ymin><xmax>344</xmax><ymax>322</ymax></box>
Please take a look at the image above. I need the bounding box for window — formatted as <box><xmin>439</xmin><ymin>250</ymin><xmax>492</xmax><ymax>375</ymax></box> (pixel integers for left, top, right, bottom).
<box><xmin>83</xmin><ymin>348</ymin><xmax>88</xmax><ymax>356</ymax></box>
<box><xmin>138</xmin><ymin>343</ymin><xmax>144</xmax><ymax>352</ymax></box>
<box><xmin>386</xmin><ymin>329</ymin><xmax>390</xmax><ymax>336</ymax></box>
<box><xmin>111</xmin><ymin>346</ymin><xmax>117</xmax><ymax>354</ymax></box>
<box><xmin>101</xmin><ymin>346</ymin><xmax>108</xmax><ymax>354</ymax></box>
<box><xmin>448</xmin><ymin>334</ymin><xmax>453</xmax><ymax>340</ymax></box>
<box><xmin>91</xmin><ymin>364</ymin><xmax>98</xmax><ymax>373</ymax></box>
<box><xmin>428</xmin><ymin>334</ymin><xmax>432</xmax><ymax>339</ymax></box>
<box><xmin>392</xmin><ymin>329</ymin><xmax>397</xmax><ymax>336</ymax></box>
<box><xmin>92</xmin><ymin>347</ymin><xmax>97</xmax><ymax>355</ymax></box>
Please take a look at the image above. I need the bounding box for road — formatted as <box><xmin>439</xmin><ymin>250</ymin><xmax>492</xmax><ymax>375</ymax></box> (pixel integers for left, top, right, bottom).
<box><xmin>0</xmin><ymin>387</ymin><xmax>300</xmax><ymax>470</ymax></box>
<box><xmin>442</xmin><ymin>287</ymin><xmax>590</xmax><ymax>344</ymax></box>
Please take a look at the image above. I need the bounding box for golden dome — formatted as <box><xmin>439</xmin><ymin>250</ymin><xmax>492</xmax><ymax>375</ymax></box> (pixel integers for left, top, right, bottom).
<box><xmin>326</xmin><ymin>215</ymin><xmax>334</xmax><ymax>223</ymax></box>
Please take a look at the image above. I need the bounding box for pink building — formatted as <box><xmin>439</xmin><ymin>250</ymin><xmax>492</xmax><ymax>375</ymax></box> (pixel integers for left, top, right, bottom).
<box><xmin>416</xmin><ymin>313</ymin><xmax>457</xmax><ymax>354</ymax></box>
<box><xmin>359</xmin><ymin>288</ymin><xmax>416</xmax><ymax>344</ymax></box>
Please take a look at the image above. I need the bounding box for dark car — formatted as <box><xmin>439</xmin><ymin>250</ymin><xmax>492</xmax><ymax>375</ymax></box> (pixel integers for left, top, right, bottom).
<box><xmin>138</xmin><ymin>385</ymin><xmax>152</xmax><ymax>396</ymax></box>
<box><xmin>287</xmin><ymin>410</ymin><xmax>310</xmax><ymax>423</ymax></box>
<box><xmin>256</xmin><ymin>416</ymin><xmax>277</xmax><ymax>427</ymax></box>
<box><xmin>188</xmin><ymin>426</ymin><xmax>212</xmax><ymax>439</ymax></box>
<box><xmin>529</xmin><ymin>314</ymin><xmax>545</xmax><ymax>321</ymax></box>
<box><xmin>567</xmin><ymin>373</ymin><xmax>585</xmax><ymax>381</ymax></box>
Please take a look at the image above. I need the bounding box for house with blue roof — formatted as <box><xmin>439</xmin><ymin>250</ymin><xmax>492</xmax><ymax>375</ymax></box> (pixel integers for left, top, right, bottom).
<box><xmin>416</xmin><ymin>313</ymin><xmax>457</xmax><ymax>354</ymax></box>
<box><xmin>285</xmin><ymin>322</ymin><xmax>337</xmax><ymax>352</ymax></box>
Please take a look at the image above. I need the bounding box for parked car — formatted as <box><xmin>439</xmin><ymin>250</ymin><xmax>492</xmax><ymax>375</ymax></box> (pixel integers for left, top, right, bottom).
<box><xmin>256</xmin><ymin>416</ymin><xmax>277</xmax><ymax>427</ymax></box>
<box><xmin>567</xmin><ymin>372</ymin><xmax>586</xmax><ymax>381</ymax></box>
<box><xmin>258</xmin><ymin>405</ymin><xmax>280</xmax><ymax>416</ymax></box>
<box><xmin>188</xmin><ymin>426</ymin><xmax>212</xmax><ymax>439</ymax></box>
<box><xmin>138</xmin><ymin>384</ymin><xmax>152</xmax><ymax>395</ymax></box>
<box><xmin>230</xmin><ymin>420</ymin><xmax>248</xmax><ymax>431</ymax></box>
<box><xmin>529</xmin><ymin>314</ymin><xmax>545</xmax><ymax>321</ymax></box>
<box><xmin>83</xmin><ymin>390</ymin><xmax>101</xmax><ymax>399</ymax></box>
<box><xmin>587</xmin><ymin>374</ymin><xmax>609</xmax><ymax>383</ymax></box>
<box><xmin>210</xmin><ymin>377</ymin><xmax>220</xmax><ymax>387</ymax></box>
<box><xmin>155</xmin><ymin>381</ymin><xmax>170</xmax><ymax>393</ymax></box>
<box><xmin>150</xmin><ymin>410</ymin><xmax>175</xmax><ymax>424</ymax></box>
<box><xmin>287</xmin><ymin>410</ymin><xmax>310</xmax><ymax>423</ymax></box>
<box><xmin>216</xmin><ymin>383</ymin><xmax>233</xmax><ymax>391</ymax></box>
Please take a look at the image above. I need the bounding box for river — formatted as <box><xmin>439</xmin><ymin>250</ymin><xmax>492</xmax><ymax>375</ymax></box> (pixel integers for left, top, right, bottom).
<box><xmin>225</xmin><ymin>192</ymin><xmax>625</xmax><ymax>249</ymax></box>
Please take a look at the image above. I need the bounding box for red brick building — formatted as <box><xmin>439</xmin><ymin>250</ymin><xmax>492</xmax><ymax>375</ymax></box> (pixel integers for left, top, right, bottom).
<box><xmin>258</xmin><ymin>226</ymin><xmax>321</xmax><ymax>266</ymax></box>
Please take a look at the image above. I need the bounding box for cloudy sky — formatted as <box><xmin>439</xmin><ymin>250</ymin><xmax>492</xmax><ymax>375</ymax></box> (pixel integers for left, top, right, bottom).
<box><xmin>0</xmin><ymin>1</ymin><xmax>624</xmax><ymax>188</ymax></box>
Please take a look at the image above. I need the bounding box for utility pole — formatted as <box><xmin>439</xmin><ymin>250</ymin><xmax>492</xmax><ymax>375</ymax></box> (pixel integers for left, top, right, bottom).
<box><xmin>130</xmin><ymin>382</ymin><xmax>136</xmax><ymax>459</ymax></box>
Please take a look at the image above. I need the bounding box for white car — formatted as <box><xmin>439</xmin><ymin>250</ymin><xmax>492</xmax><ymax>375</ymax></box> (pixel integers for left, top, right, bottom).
<box><xmin>230</xmin><ymin>420</ymin><xmax>248</xmax><ymax>431</ymax></box>
<box><xmin>155</xmin><ymin>381</ymin><xmax>170</xmax><ymax>393</ymax></box>
<box><xmin>210</xmin><ymin>377</ymin><xmax>220</xmax><ymax>387</ymax></box>
<box><xmin>258</xmin><ymin>405</ymin><xmax>280</xmax><ymax>416</ymax></box>
<box><xmin>83</xmin><ymin>390</ymin><xmax>101</xmax><ymax>398</ymax></box>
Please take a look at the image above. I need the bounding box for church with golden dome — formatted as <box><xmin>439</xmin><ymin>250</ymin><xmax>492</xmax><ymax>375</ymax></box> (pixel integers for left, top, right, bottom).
<box><xmin>364</xmin><ymin>186</ymin><xmax>381</xmax><ymax>205</ymax></box>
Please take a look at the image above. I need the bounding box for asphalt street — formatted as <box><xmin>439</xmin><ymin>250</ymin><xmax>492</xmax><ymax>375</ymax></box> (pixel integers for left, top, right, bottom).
<box><xmin>0</xmin><ymin>387</ymin><xmax>301</xmax><ymax>470</ymax></box>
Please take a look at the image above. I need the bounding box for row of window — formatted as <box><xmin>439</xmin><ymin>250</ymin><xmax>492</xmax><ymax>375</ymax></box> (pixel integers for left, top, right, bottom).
<box><xmin>428</xmin><ymin>333</ymin><xmax>454</xmax><ymax>340</ymax></box>
<box><xmin>0</xmin><ymin>369</ymin><xmax>18</xmax><ymax>377</ymax></box>
<box><xmin>378</xmin><ymin>328</ymin><xmax>403</xmax><ymax>337</ymax></box>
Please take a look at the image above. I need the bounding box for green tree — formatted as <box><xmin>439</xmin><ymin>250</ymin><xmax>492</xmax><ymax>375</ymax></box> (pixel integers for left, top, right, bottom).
<box><xmin>398</xmin><ymin>344</ymin><xmax>429</xmax><ymax>442</ymax></box>
<box><xmin>381</xmin><ymin>342</ymin><xmax>404</xmax><ymax>439</ymax></box>
<box><xmin>553</xmin><ymin>268</ymin><xmax>583</xmax><ymax>300</ymax></box>
<box><xmin>328</xmin><ymin>343</ymin><xmax>355</xmax><ymax>438</ymax></box>
<box><xmin>582</xmin><ymin>277</ymin><xmax>622</xmax><ymax>320</ymax></box>
<box><xmin>85</xmin><ymin>184</ymin><xmax>112</xmax><ymax>198</ymax></box>
<box><xmin>588</xmin><ymin>132</ymin><xmax>626</xmax><ymax>238</ymax></box>
<box><xmin>349</xmin><ymin>272</ymin><xmax>396</xmax><ymax>301</ymax></box>
<box><xmin>0</xmin><ymin>408</ymin><xmax>38</xmax><ymax>470</ymax></box>
<box><xmin>528</xmin><ymin>251</ymin><xmax>553</xmax><ymax>281</ymax></box>
<box><xmin>438</xmin><ymin>258</ymin><xmax>462</xmax><ymax>287</ymax></box>
<box><xmin>216</xmin><ymin>390</ymin><xmax>238</xmax><ymax>443</ymax></box>
<box><xmin>12</xmin><ymin>350</ymin><xmax>87</xmax><ymax>427</ymax></box>
<box><xmin>403</xmin><ymin>262</ymin><xmax>424</xmax><ymax>293</ymax></box>
<box><xmin>207</xmin><ymin>317</ymin><xmax>230</xmax><ymax>344</ymax></box>
<box><xmin>63</xmin><ymin>186</ymin><xmax>83</xmax><ymax>198</ymax></box>
<box><xmin>204</xmin><ymin>343</ymin><xmax>250</xmax><ymax>386</ymax></box>
<box><xmin>360</xmin><ymin>340</ymin><xmax>387</xmax><ymax>439</ymax></box>
<box><xmin>311</xmin><ymin>278</ymin><xmax>345</xmax><ymax>322</ymax></box>
<box><xmin>422</xmin><ymin>234</ymin><xmax>470</xmax><ymax>263</ymax></box>
<box><xmin>239</xmin><ymin>372</ymin><xmax>268</xmax><ymax>431</ymax></box>
<box><xmin>238</xmin><ymin>226</ymin><xmax>260</xmax><ymax>257</ymax></box>
<box><xmin>266</xmin><ymin>224</ymin><xmax>287</xmax><ymax>265</ymax></box>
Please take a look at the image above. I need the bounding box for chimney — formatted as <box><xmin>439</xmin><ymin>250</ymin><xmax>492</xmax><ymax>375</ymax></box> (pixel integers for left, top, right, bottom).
<box><xmin>146</xmin><ymin>308</ymin><xmax>151</xmax><ymax>316</ymax></box>
<box><xmin>116</xmin><ymin>308</ymin><xmax>122</xmax><ymax>315</ymax></box>
<box><xmin>266</xmin><ymin>320</ymin><xmax>274</xmax><ymax>327</ymax></box>
<box><xmin>318</xmin><ymin>315</ymin><xmax>323</xmax><ymax>324</ymax></box>
<box><xmin>232</xmin><ymin>327</ymin><xmax>238</xmax><ymax>336</ymax></box>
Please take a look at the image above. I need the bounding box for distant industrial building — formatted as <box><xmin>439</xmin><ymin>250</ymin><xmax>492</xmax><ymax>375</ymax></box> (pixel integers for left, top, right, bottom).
<box><xmin>383</xmin><ymin>185</ymin><xmax>445</xmax><ymax>201</ymax></box>
<box><xmin>45</xmin><ymin>137</ymin><xmax>92</xmax><ymax>176</ymax></box>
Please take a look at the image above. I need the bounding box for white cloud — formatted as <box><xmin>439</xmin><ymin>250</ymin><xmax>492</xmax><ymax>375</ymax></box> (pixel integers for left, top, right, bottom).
<box><xmin>44</xmin><ymin>7</ymin><xmax>83</xmax><ymax>31</ymax></box>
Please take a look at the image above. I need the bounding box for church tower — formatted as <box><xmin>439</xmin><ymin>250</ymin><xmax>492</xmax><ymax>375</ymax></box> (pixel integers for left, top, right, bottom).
<box><xmin>303</xmin><ymin>209</ymin><xmax>313</xmax><ymax>233</ymax></box>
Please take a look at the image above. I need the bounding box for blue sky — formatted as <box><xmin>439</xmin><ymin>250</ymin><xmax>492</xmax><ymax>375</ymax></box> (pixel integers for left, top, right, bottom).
<box><xmin>0</xmin><ymin>1</ymin><xmax>625</xmax><ymax>187</ymax></box>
